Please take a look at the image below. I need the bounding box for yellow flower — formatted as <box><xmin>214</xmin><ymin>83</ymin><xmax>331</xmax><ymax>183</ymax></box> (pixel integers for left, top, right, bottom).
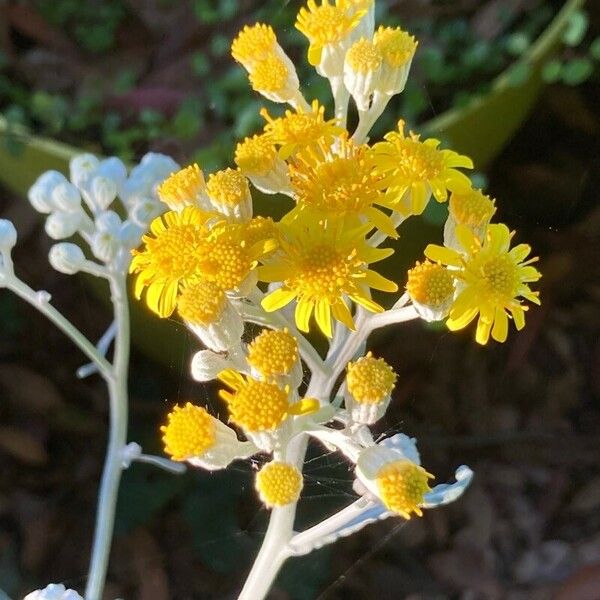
<box><xmin>346</xmin><ymin>352</ymin><xmax>396</xmax><ymax>404</ymax></box>
<box><xmin>157</xmin><ymin>163</ymin><xmax>207</xmax><ymax>211</ymax></box>
<box><xmin>295</xmin><ymin>0</ymin><xmax>370</xmax><ymax>69</ymax></box>
<box><xmin>161</xmin><ymin>403</ymin><xmax>215</xmax><ymax>461</ymax></box>
<box><xmin>375</xmin><ymin>460</ymin><xmax>434</xmax><ymax>519</ymax></box>
<box><xmin>235</xmin><ymin>134</ymin><xmax>279</xmax><ymax>177</ymax></box>
<box><xmin>218</xmin><ymin>369</ymin><xmax>318</xmax><ymax>434</ymax></box>
<box><xmin>373</xmin><ymin>26</ymin><xmax>418</xmax><ymax>96</ymax></box>
<box><xmin>255</xmin><ymin>461</ymin><xmax>303</xmax><ymax>508</ymax></box>
<box><xmin>288</xmin><ymin>135</ymin><xmax>399</xmax><ymax>237</ymax></box>
<box><xmin>406</xmin><ymin>260</ymin><xmax>455</xmax><ymax>321</ymax></box>
<box><xmin>195</xmin><ymin>221</ymin><xmax>277</xmax><ymax>293</ymax></box>
<box><xmin>259</xmin><ymin>217</ymin><xmax>397</xmax><ymax>337</ymax></box>
<box><xmin>372</xmin><ymin>120</ymin><xmax>473</xmax><ymax>216</ymax></box>
<box><xmin>130</xmin><ymin>206</ymin><xmax>212</xmax><ymax>317</ymax></box>
<box><xmin>261</xmin><ymin>100</ymin><xmax>344</xmax><ymax>160</ymax></box>
<box><xmin>425</xmin><ymin>223</ymin><xmax>541</xmax><ymax>344</ymax></box>
<box><xmin>231</xmin><ymin>23</ymin><xmax>278</xmax><ymax>70</ymax></box>
<box><xmin>206</xmin><ymin>168</ymin><xmax>252</xmax><ymax>221</ymax></box>
<box><xmin>247</xmin><ymin>328</ymin><xmax>299</xmax><ymax>379</ymax></box>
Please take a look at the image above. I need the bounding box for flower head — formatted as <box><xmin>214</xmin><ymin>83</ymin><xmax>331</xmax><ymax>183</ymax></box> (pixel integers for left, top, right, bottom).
<box><xmin>373</xmin><ymin>26</ymin><xmax>418</xmax><ymax>95</ymax></box>
<box><xmin>288</xmin><ymin>135</ymin><xmax>399</xmax><ymax>237</ymax></box>
<box><xmin>231</xmin><ymin>23</ymin><xmax>278</xmax><ymax>69</ymax></box>
<box><xmin>373</xmin><ymin>121</ymin><xmax>473</xmax><ymax>216</ymax></box>
<box><xmin>206</xmin><ymin>168</ymin><xmax>252</xmax><ymax>221</ymax></box>
<box><xmin>177</xmin><ymin>279</ymin><xmax>226</xmax><ymax>326</ymax></box>
<box><xmin>157</xmin><ymin>164</ymin><xmax>208</xmax><ymax>211</ymax></box>
<box><xmin>406</xmin><ymin>260</ymin><xmax>455</xmax><ymax>321</ymax></box>
<box><xmin>296</xmin><ymin>0</ymin><xmax>370</xmax><ymax>71</ymax></box>
<box><xmin>260</xmin><ymin>218</ymin><xmax>397</xmax><ymax>337</ymax></box>
<box><xmin>247</xmin><ymin>328</ymin><xmax>300</xmax><ymax>379</ymax></box>
<box><xmin>130</xmin><ymin>206</ymin><xmax>212</xmax><ymax>317</ymax></box>
<box><xmin>261</xmin><ymin>100</ymin><xmax>344</xmax><ymax>160</ymax></box>
<box><xmin>255</xmin><ymin>461</ymin><xmax>303</xmax><ymax>507</ymax></box>
<box><xmin>425</xmin><ymin>223</ymin><xmax>541</xmax><ymax>344</ymax></box>
<box><xmin>161</xmin><ymin>402</ymin><xmax>255</xmax><ymax>469</ymax></box>
<box><xmin>344</xmin><ymin>37</ymin><xmax>383</xmax><ymax>110</ymax></box>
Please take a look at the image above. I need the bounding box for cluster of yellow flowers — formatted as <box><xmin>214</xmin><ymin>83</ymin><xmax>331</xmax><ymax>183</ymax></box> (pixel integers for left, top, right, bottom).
<box><xmin>128</xmin><ymin>0</ymin><xmax>540</xmax><ymax>520</ymax></box>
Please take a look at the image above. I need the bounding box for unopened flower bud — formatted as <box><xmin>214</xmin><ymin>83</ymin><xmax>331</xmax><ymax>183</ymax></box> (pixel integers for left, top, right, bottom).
<box><xmin>52</xmin><ymin>182</ymin><xmax>81</xmax><ymax>212</ymax></box>
<box><xmin>70</xmin><ymin>153</ymin><xmax>99</xmax><ymax>188</ymax></box>
<box><xmin>91</xmin><ymin>176</ymin><xmax>117</xmax><ymax>210</ymax></box>
<box><xmin>49</xmin><ymin>243</ymin><xmax>86</xmax><ymax>275</ymax></box>
<box><xmin>45</xmin><ymin>211</ymin><xmax>81</xmax><ymax>240</ymax></box>
<box><xmin>28</xmin><ymin>171</ymin><xmax>68</xmax><ymax>213</ymax></box>
<box><xmin>0</xmin><ymin>219</ymin><xmax>17</xmax><ymax>252</ymax></box>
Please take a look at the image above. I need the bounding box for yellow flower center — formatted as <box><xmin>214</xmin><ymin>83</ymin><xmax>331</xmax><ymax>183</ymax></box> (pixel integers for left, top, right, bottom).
<box><xmin>145</xmin><ymin>223</ymin><xmax>205</xmax><ymax>280</ymax></box>
<box><xmin>406</xmin><ymin>261</ymin><xmax>454</xmax><ymax>306</ymax></box>
<box><xmin>231</xmin><ymin>23</ymin><xmax>277</xmax><ymax>67</ymax></box>
<box><xmin>243</xmin><ymin>216</ymin><xmax>279</xmax><ymax>250</ymax></box>
<box><xmin>247</xmin><ymin>328</ymin><xmax>299</xmax><ymax>377</ymax></box>
<box><xmin>290</xmin><ymin>141</ymin><xmax>379</xmax><ymax>213</ymax></box>
<box><xmin>481</xmin><ymin>254</ymin><xmax>520</xmax><ymax>302</ymax></box>
<box><xmin>346</xmin><ymin>38</ymin><xmax>382</xmax><ymax>73</ymax></box>
<box><xmin>224</xmin><ymin>378</ymin><xmax>289</xmax><ymax>432</ymax></box>
<box><xmin>249</xmin><ymin>54</ymin><xmax>289</xmax><ymax>92</ymax></box>
<box><xmin>296</xmin><ymin>3</ymin><xmax>358</xmax><ymax>46</ymax></box>
<box><xmin>374</xmin><ymin>26</ymin><xmax>417</xmax><ymax>68</ymax></box>
<box><xmin>177</xmin><ymin>279</ymin><xmax>226</xmax><ymax>326</ymax></box>
<box><xmin>157</xmin><ymin>164</ymin><xmax>205</xmax><ymax>207</ymax></box>
<box><xmin>289</xmin><ymin>244</ymin><xmax>355</xmax><ymax>301</ymax></box>
<box><xmin>161</xmin><ymin>403</ymin><xmax>215</xmax><ymax>461</ymax></box>
<box><xmin>235</xmin><ymin>135</ymin><xmax>278</xmax><ymax>176</ymax></box>
<box><xmin>392</xmin><ymin>137</ymin><xmax>443</xmax><ymax>182</ymax></box>
<box><xmin>347</xmin><ymin>352</ymin><xmax>396</xmax><ymax>404</ymax></box>
<box><xmin>256</xmin><ymin>461</ymin><xmax>303</xmax><ymax>507</ymax></box>
<box><xmin>206</xmin><ymin>168</ymin><xmax>249</xmax><ymax>207</ymax></box>
<box><xmin>449</xmin><ymin>189</ymin><xmax>496</xmax><ymax>226</ymax></box>
<box><xmin>376</xmin><ymin>460</ymin><xmax>433</xmax><ymax>519</ymax></box>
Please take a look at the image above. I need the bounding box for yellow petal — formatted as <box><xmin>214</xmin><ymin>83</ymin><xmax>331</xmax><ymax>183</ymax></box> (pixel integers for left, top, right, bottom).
<box><xmin>331</xmin><ymin>300</ymin><xmax>355</xmax><ymax>331</ymax></box>
<box><xmin>262</xmin><ymin>287</ymin><xmax>297</xmax><ymax>312</ymax></box>
<box><xmin>315</xmin><ymin>299</ymin><xmax>332</xmax><ymax>338</ymax></box>
<box><xmin>365</xmin><ymin>269</ymin><xmax>398</xmax><ymax>292</ymax></box>
<box><xmin>295</xmin><ymin>298</ymin><xmax>313</xmax><ymax>333</ymax></box>
<box><xmin>289</xmin><ymin>397</ymin><xmax>320</xmax><ymax>416</ymax></box>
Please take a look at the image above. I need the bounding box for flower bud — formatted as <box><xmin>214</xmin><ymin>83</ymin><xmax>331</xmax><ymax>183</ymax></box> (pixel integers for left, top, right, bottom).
<box><xmin>0</xmin><ymin>219</ymin><xmax>17</xmax><ymax>252</ymax></box>
<box><xmin>28</xmin><ymin>170</ymin><xmax>68</xmax><ymax>213</ymax></box>
<box><xmin>191</xmin><ymin>350</ymin><xmax>234</xmax><ymax>382</ymax></box>
<box><xmin>24</xmin><ymin>583</ymin><xmax>83</xmax><ymax>600</ymax></box>
<box><xmin>69</xmin><ymin>153</ymin><xmax>99</xmax><ymax>188</ymax></box>
<box><xmin>91</xmin><ymin>176</ymin><xmax>117</xmax><ymax>210</ymax></box>
<box><xmin>52</xmin><ymin>182</ymin><xmax>81</xmax><ymax>212</ymax></box>
<box><xmin>95</xmin><ymin>210</ymin><xmax>121</xmax><ymax>233</ymax></box>
<box><xmin>49</xmin><ymin>243</ymin><xmax>86</xmax><ymax>275</ymax></box>
<box><xmin>45</xmin><ymin>211</ymin><xmax>81</xmax><ymax>240</ymax></box>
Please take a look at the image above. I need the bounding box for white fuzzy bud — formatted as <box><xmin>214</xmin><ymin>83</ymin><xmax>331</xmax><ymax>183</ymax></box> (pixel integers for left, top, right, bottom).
<box><xmin>70</xmin><ymin>153</ymin><xmax>100</xmax><ymax>188</ymax></box>
<box><xmin>91</xmin><ymin>176</ymin><xmax>117</xmax><ymax>210</ymax></box>
<box><xmin>96</xmin><ymin>157</ymin><xmax>127</xmax><ymax>187</ymax></box>
<box><xmin>95</xmin><ymin>210</ymin><xmax>121</xmax><ymax>233</ymax></box>
<box><xmin>49</xmin><ymin>243</ymin><xmax>86</xmax><ymax>275</ymax></box>
<box><xmin>191</xmin><ymin>350</ymin><xmax>234</xmax><ymax>382</ymax></box>
<box><xmin>0</xmin><ymin>219</ymin><xmax>17</xmax><ymax>252</ymax></box>
<box><xmin>28</xmin><ymin>170</ymin><xmax>68</xmax><ymax>213</ymax></box>
<box><xmin>52</xmin><ymin>182</ymin><xmax>81</xmax><ymax>212</ymax></box>
<box><xmin>91</xmin><ymin>230</ymin><xmax>119</xmax><ymax>262</ymax></box>
<box><xmin>129</xmin><ymin>198</ymin><xmax>163</xmax><ymax>226</ymax></box>
<box><xmin>45</xmin><ymin>211</ymin><xmax>81</xmax><ymax>240</ymax></box>
<box><xmin>24</xmin><ymin>583</ymin><xmax>83</xmax><ymax>600</ymax></box>
<box><xmin>118</xmin><ymin>221</ymin><xmax>144</xmax><ymax>248</ymax></box>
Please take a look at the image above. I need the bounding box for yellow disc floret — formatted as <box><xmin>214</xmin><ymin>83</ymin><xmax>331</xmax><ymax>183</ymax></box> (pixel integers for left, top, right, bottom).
<box><xmin>347</xmin><ymin>351</ymin><xmax>396</xmax><ymax>404</ymax></box>
<box><xmin>206</xmin><ymin>168</ymin><xmax>250</xmax><ymax>208</ymax></box>
<box><xmin>255</xmin><ymin>461</ymin><xmax>303</xmax><ymax>507</ymax></box>
<box><xmin>406</xmin><ymin>260</ymin><xmax>454</xmax><ymax>307</ymax></box>
<box><xmin>235</xmin><ymin>135</ymin><xmax>278</xmax><ymax>176</ymax></box>
<box><xmin>346</xmin><ymin>37</ymin><xmax>382</xmax><ymax>73</ymax></box>
<box><xmin>249</xmin><ymin>54</ymin><xmax>290</xmax><ymax>93</ymax></box>
<box><xmin>261</xmin><ymin>100</ymin><xmax>344</xmax><ymax>159</ymax></box>
<box><xmin>376</xmin><ymin>460</ymin><xmax>434</xmax><ymax>519</ymax></box>
<box><xmin>374</xmin><ymin>26</ymin><xmax>417</xmax><ymax>67</ymax></box>
<box><xmin>177</xmin><ymin>279</ymin><xmax>226</xmax><ymax>326</ymax></box>
<box><xmin>157</xmin><ymin>164</ymin><xmax>205</xmax><ymax>208</ymax></box>
<box><xmin>218</xmin><ymin>371</ymin><xmax>290</xmax><ymax>432</ymax></box>
<box><xmin>247</xmin><ymin>328</ymin><xmax>299</xmax><ymax>377</ymax></box>
<box><xmin>161</xmin><ymin>402</ymin><xmax>215</xmax><ymax>461</ymax></box>
<box><xmin>449</xmin><ymin>188</ymin><xmax>496</xmax><ymax>227</ymax></box>
<box><xmin>231</xmin><ymin>23</ymin><xmax>277</xmax><ymax>68</ymax></box>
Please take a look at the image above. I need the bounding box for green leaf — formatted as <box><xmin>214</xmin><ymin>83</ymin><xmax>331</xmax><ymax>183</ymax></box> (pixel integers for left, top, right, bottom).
<box><xmin>560</xmin><ymin>57</ymin><xmax>593</xmax><ymax>85</ymax></box>
<box><xmin>562</xmin><ymin>9</ymin><xmax>588</xmax><ymax>47</ymax></box>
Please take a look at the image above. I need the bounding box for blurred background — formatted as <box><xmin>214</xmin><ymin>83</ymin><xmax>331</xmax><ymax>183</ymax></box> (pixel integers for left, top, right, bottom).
<box><xmin>0</xmin><ymin>0</ymin><xmax>599</xmax><ymax>598</ymax></box>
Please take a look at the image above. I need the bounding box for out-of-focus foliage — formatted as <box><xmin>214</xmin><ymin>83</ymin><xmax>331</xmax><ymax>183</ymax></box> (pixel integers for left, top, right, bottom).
<box><xmin>0</xmin><ymin>0</ymin><xmax>594</xmax><ymax>167</ymax></box>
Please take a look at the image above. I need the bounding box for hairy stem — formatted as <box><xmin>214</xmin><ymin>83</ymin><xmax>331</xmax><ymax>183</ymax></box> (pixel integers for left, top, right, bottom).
<box><xmin>84</xmin><ymin>273</ymin><xmax>130</xmax><ymax>600</ymax></box>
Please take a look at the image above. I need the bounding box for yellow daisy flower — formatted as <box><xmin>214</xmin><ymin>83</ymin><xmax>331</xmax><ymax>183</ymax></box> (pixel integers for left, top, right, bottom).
<box><xmin>259</xmin><ymin>217</ymin><xmax>398</xmax><ymax>337</ymax></box>
<box><xmin>425</xmin><ymin>223</ymin><xmax>541</xmax><ymax>345</ymax></box>
<box><xmin>129</xmin><ymin>206</ymin><xmax>213</xmax><ymax>317</ymax></box>
<box><xmin>261</xmin><ymin>100</ymin><xmax>344</xmax><ymax>160</ymax></box>
<box><xmin>287</xmin><ymin>134</ymin><xmax>400</xmax><ymax>237</ymax></box>
<box><xmin>372</xmin><ymin>120</ymin><xmax>473</xmax><ymax>216</ymax></box>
